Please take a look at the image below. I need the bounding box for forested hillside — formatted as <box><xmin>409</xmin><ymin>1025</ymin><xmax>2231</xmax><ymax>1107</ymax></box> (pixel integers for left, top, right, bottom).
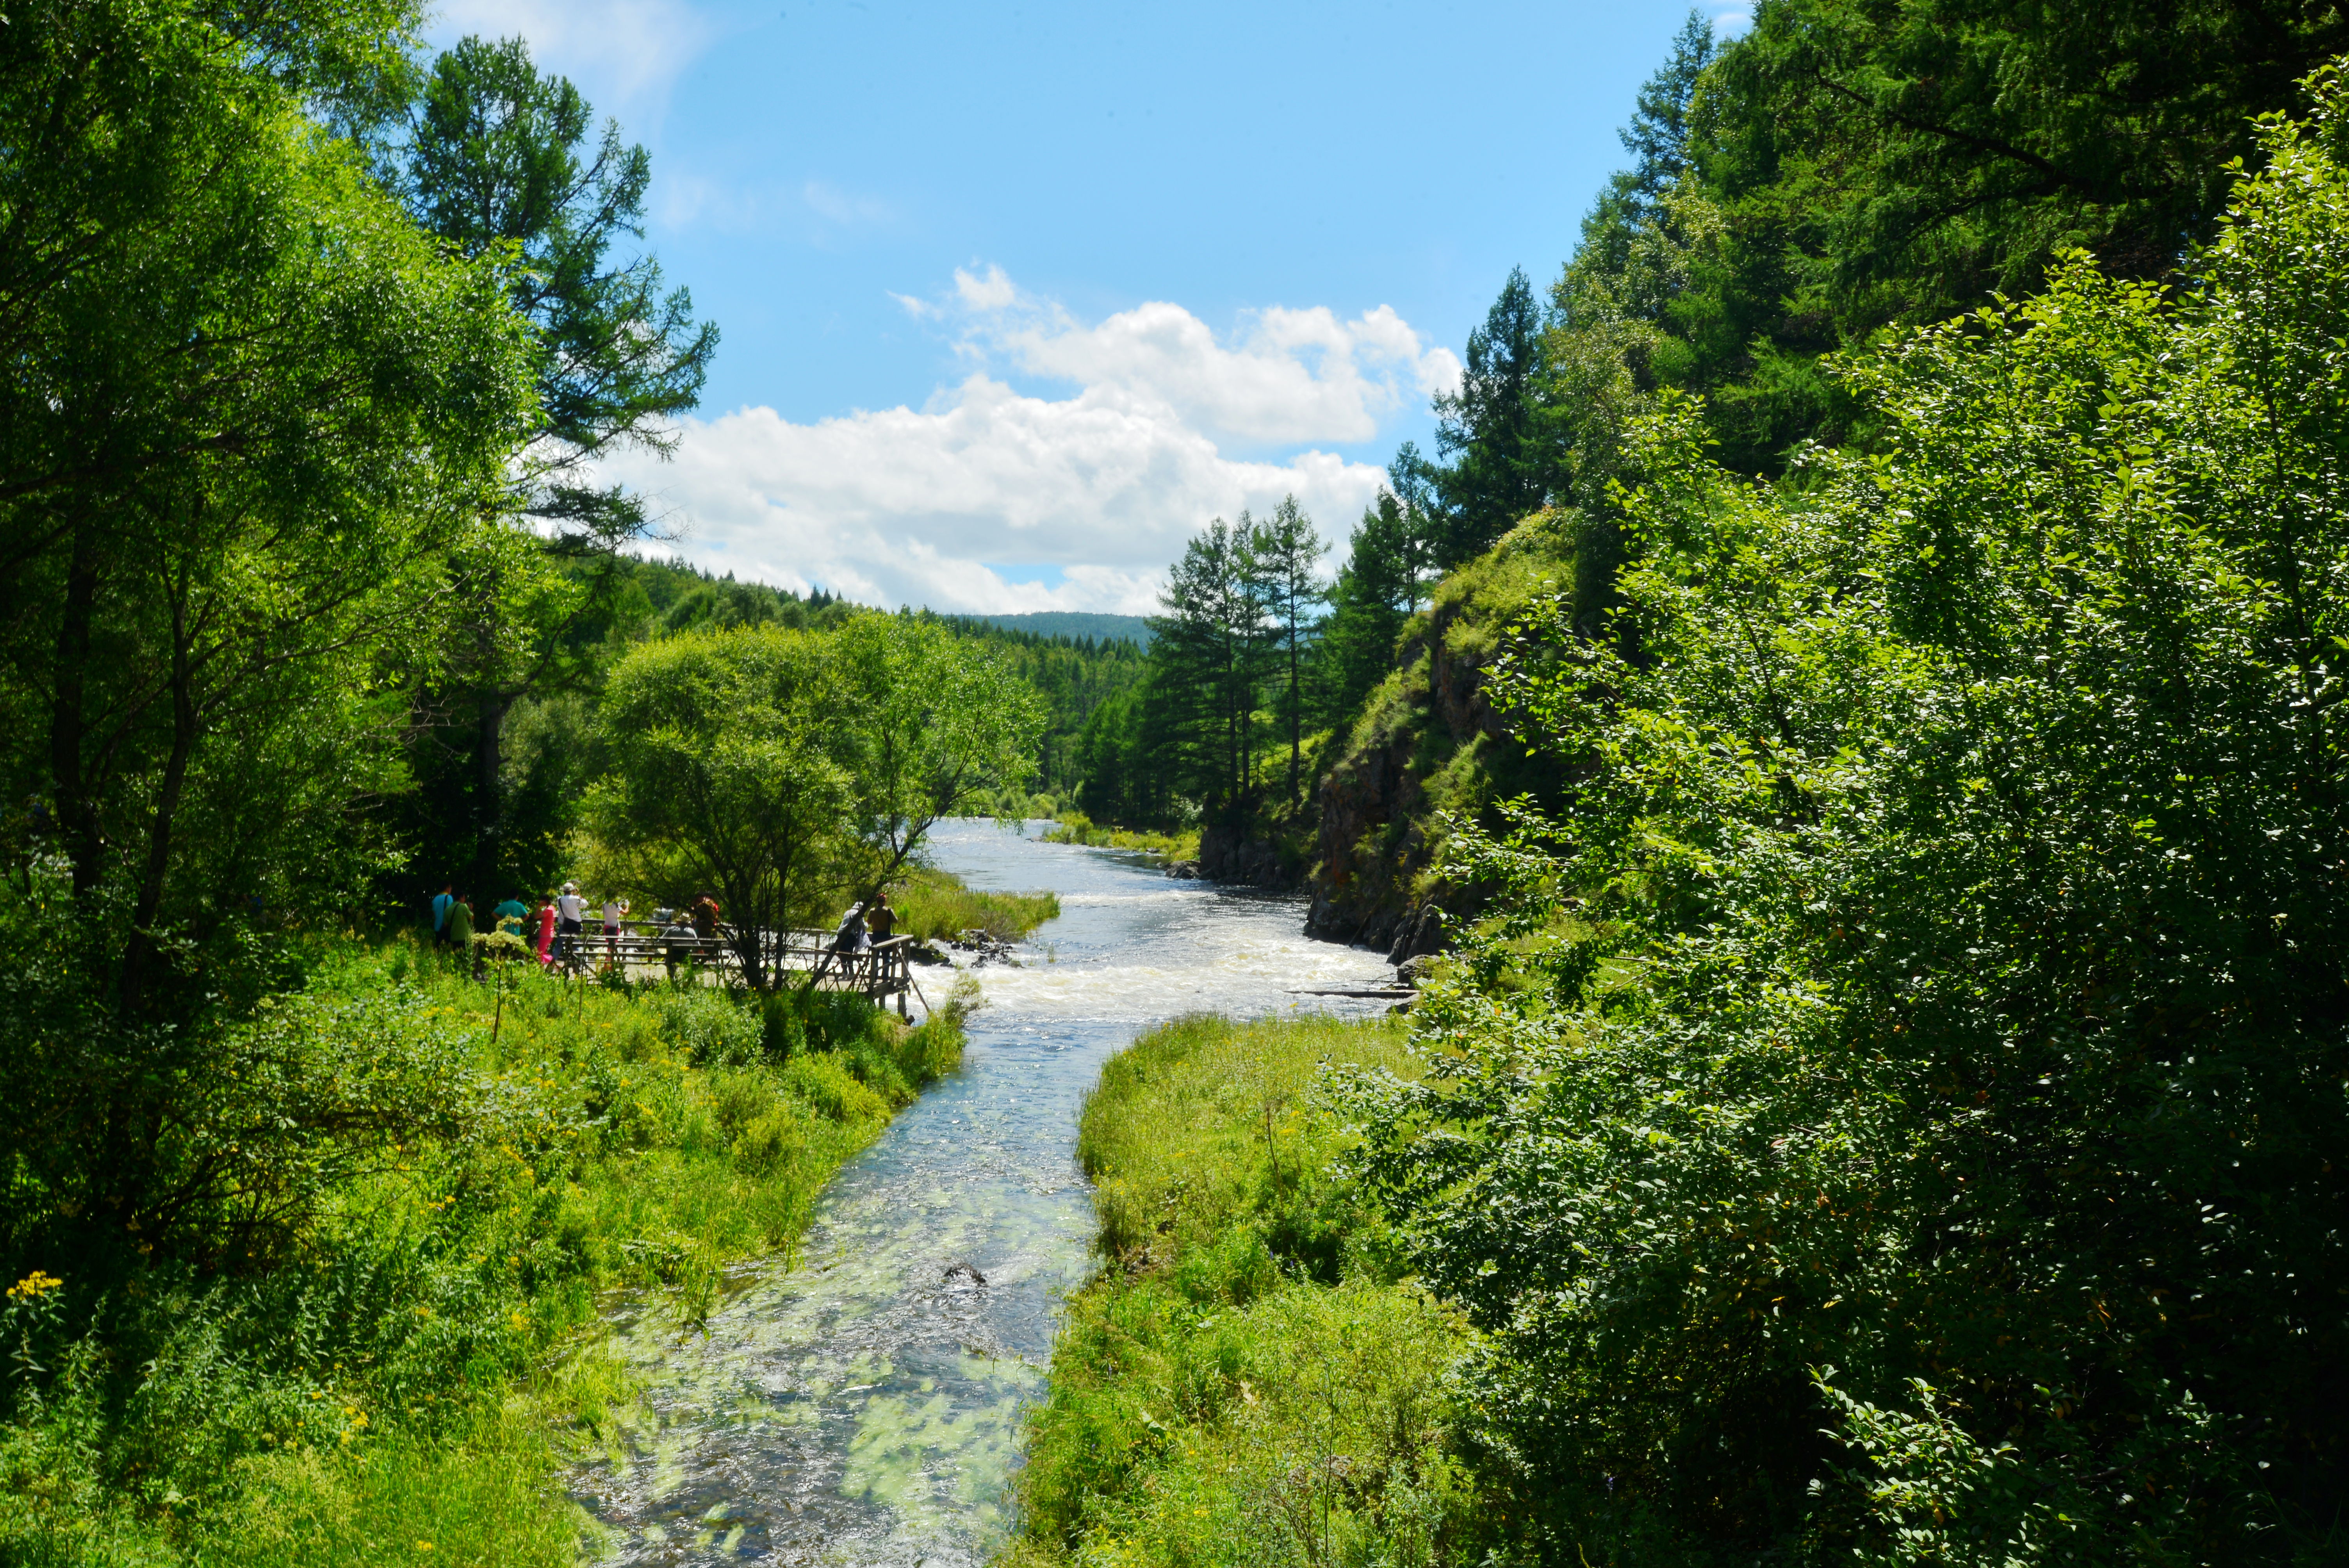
<box><xmin>387</xmin><ymin>552</ymin><xmax>1141</xmax><ymax>912</ymax></box>
<box><xmin>1017</xmin><ymin>10</ymin><xmax>2349</xmax><ymax>1563</ymax></box>
<box><xmin>1070</xmin><ymin>1</ymin><xmax>2349</xmax><ymax>943</ymax></box>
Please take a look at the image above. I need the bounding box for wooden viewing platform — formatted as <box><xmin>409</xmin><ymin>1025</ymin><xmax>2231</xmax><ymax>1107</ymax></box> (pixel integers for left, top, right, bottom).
<box><xmin>523</xmin><ymin>922</ymin><xmax>928</xmax><ymax>1012</ymax></box>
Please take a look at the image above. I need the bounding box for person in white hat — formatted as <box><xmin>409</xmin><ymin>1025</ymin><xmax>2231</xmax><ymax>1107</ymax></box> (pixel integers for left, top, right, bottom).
<box><xmin>554</xmin><ymin>881</ymin><xmax>586</xmax><ymax>964</ymax></box>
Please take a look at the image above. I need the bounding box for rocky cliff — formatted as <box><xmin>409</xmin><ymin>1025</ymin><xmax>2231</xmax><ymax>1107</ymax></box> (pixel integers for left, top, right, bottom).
<box><xmin>1304</xmin><ymin>517</ymin><xmax>1571</xmax><ymax>961</ymax></box>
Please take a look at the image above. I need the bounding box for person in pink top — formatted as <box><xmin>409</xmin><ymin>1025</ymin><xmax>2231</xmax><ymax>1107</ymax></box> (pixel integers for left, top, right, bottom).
<box><xmin>535</xmin><ymin>894</ymin><xmax>557</xmax><ymax>966</ymax></box>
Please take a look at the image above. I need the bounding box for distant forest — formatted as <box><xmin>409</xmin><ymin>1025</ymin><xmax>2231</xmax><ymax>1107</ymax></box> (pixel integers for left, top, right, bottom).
<box><xmin>387</xmin><ymin>554</ymin><xmax>1146</xmax><ymax>912</ymax></box>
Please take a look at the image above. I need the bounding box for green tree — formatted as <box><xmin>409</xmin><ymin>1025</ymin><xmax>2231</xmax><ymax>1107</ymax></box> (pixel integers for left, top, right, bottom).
<box><xmin>1615</xmin><ymin>8</ymin><xmax>1718</xmax><ymax>220</ymax></box>
<box><xmin>1148</xmin><ymin>520</ymin><xmax>1269</xmax><ymax>825</ymax></box>
<box><xmin>398</xmin><ymin>34</ymin><xmax>718</xmax><ymax>902</ymax></box>
<box><xmin>406</xmin><ymin>33</ymin><xmax>716</xmax><ymax>540</ymax></box>
<box><xmin>1312</xmin><ymin>490</ymin><xmax>1431</xmax><ymax>732</ymax></box>
<box><xmin>1349</xmin><ymin>74</ymin><xmax>2349</xmax><ymax>1560</ymax></box>
<box><xmin>1711</xmin><ymin>0</ymin><xmax>2349</xmax><ymax>328</ymax></box>
<box><xmin>589</xmin><ymin>625</ymin><xmax>852</xmax><ymax>991</ymax></box>
<box><xmin>1248</xmin><ymin>496</ymin><xmax>1328</xmax><ymax>807</ymax></box>
<box><xmin>825</xmin><ymin>614</ymin><xmax>1047</xmax><ymax>918</ymax></box>
<box><xmin>0</xmin><ymin>0</ymin><xmax>537</xmax><ymax>1238</ymax></box>
<box><xmin>1422</xmin><ymin>268</ymin><xmax>1550</xmax><ymax>567</ymax></box>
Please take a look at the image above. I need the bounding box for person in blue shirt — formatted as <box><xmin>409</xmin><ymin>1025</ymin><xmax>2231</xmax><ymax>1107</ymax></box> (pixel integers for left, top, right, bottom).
<box><xmin>431</xmin><ymin>882</ymin><xmax>454</xmax><ymax>945</ymax></box>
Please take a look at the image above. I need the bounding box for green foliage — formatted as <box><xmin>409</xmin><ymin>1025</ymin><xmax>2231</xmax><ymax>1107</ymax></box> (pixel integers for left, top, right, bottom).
<box><xmin>0</xmin><ymin>939</ymin><xmax>964</xmax><ymax>1564</ymax></box>
<box><xmin>0</xmin><ymin>0</ymin><xmax>537</xmax><ymax>1010</ymax></box>
<box><xmin>1344</xmin><ymin>79</ymin><xmax>2349</xmax><ymax>1563</ymax></box>
<box><xmin>888</xmin><ymin>866</ymin><xmax>1061</xmax><ymax>942</ymax></box>
<box><xmin>590</xmin><ymin>622</ymin><xmax>853</xmax><ymax>986</ymax></box>
<box><xmin>406</xmin><ymin>32</ymin><xmax>717</xmax><ymax>540</ymax></box>
<box><xmin>1416</xmin><ymin>267</ymin><xmax>1551</xmax><ymax>569</ymax></box>
<box><xmin>929</xmin><ymin>617</ymin><xmax>1148</xmax><ymax>800</ymax></box>
<box><xmin>1089</xmin><ymin>496</ymin><xmax>1339</xmax><ymax>834</ymax></box>
<box><xmin>1711</xmin><ymin>0</ymin><xmax>2349</xmax><ymax>334</ymax></box>
<box><xmin>1009</xmin><ymin>1015</ymin><xmax>1491</xmax><ymax>1568</ymax></box>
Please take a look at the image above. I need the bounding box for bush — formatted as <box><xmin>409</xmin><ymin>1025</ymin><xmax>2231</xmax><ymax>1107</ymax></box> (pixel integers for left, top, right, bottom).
<box><xmin>1345</xmin><ymin>79</ymin><xmax>2349</xmax><ymax>1564</ymax></box>
<box><xmin>1009</xmin><ymin>1015</ymin><xmax>1489</xmax><ymax>1567</ymax></box>
<box><xmin>0</xmin><ymin>937</ymin><xmax>968</xmax><ymax>1564</ymax></box>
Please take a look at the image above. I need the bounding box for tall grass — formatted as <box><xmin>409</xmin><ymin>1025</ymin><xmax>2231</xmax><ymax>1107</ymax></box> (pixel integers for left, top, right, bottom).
<box><xmin>891</xmin><ymin>865</ymin><xmax>1059</xmax><ymax>942</ymax></box>
<box><xmin>1003</xmin><ymin>1014</ymin><xmax>1492</xmax><ymax>1568</ymax></box>
<box><xmin>0</xmin><ymin>938</ymin><xmax>970</xmax><ymax>1566</ymax></box>
<box><xmin>1039</xmin><ymin>811</ymin><xmax>1198</xmax><ymax>861</ymax></box>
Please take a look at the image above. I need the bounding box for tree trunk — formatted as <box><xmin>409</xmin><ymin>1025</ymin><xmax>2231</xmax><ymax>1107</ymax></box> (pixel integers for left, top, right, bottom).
<box><xmin>47</xmin><ymin>520</ymin><xmax>102</xmax><ymax>894</ymax></box>
<box><xmin>118</xmin><ymin>565</ymin><xmax>196</xmax><ymax>1014</ymax></box>
<box><xmin>471</xmin><ymin>690</ymin><xmax>509</xmax><ymax>902</ymax></box>
<box><xmin>1287</xmin><ymin>617</ymin><xmax>1301</xmax><ymax>806</ymax></box>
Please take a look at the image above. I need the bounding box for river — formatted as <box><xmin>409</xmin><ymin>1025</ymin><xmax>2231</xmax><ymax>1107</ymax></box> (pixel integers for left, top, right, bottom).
<box><xmin>571</xmin><ymin>820</ymin><xmax>1397</xmax><ymax>1565</ymax></box>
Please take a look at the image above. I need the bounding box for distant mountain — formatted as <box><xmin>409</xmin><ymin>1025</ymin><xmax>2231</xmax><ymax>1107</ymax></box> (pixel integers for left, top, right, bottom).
<box><xmin>959</xmin><ymin>611</ymin><xmax>1152</xmax><ymax>648</ymax></box>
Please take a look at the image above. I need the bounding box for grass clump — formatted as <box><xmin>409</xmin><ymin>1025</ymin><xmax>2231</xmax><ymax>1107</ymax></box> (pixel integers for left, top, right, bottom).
<box><xmin>0</xmin><ymin>937</ymin><xmax>969</xmax><ymax>1566</ymax></box>
<box><xmin>1003</xmin><ymin>1014</ymin><xmax>1490</xmax><ymax>1568</ymax></box>
<box><xmin>890</xmin><ymin>864</ymin><xmax>1060</xmax><ymax>941</ymax></box>
<box><xmin>1040</xmin><ymin>811</ymin><xmax>1199</xmax><ymax>862</ymax></box>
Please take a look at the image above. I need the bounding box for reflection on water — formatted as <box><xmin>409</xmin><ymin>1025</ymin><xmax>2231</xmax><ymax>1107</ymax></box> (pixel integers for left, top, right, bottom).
<box><xmin>574</xmin><ymin>820</ymin><xmax>1395</xmax><ymax>1565</ymax></box>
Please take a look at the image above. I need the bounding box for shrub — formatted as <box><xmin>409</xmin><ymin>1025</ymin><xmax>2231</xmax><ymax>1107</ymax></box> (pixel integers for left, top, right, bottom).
<box><xmin>1345</xmin><ymin>79</ymin><xmax>2349</xmax><ymax>1562</ymax></box>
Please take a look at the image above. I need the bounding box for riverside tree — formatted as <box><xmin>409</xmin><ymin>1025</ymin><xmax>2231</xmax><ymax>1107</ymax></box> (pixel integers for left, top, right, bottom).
<box><xmin>590</xmin><ymin>616</ymin><xmax>1042</xmax><ymax>989</ymax></box>
<box><xmin>0</xmin><ymin>0</ymin><xmax>537</xmax><ymax>1242</ymax></box>
<box><xmin>589</xmin><ymin>626</ymin><xmax>853</xmax><ymax>990</ymax></box>
<box><xmin>1249</xmin><ymin>497</ymin><xmax>1328</xmax><ymax>807</ymax></box>
<box><xmin>1145</xmin><ymin>518</ymin><xmax>1273</xmax><ymax>825</ymax></box>
<box><xmin>1346</xmin><ymin>76</ymin><xmax>2349</xmax><ymax>1561</ymax></box>
<box><xmin>397</xmin><ymin>34</ymin><xmax>720</xmax><ymax>902</ymax></box>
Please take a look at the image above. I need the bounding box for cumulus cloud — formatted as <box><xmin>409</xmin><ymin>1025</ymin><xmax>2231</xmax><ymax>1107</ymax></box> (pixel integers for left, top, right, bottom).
<box><xmin>939</xmin><ymin>265</ymin><xmax>1460</xmax><ymax>449</ymax></box>
<box><xmin>593</xmin><ymin>268</ymin><xmax>1452</xmax><ymax>615</ymax></box>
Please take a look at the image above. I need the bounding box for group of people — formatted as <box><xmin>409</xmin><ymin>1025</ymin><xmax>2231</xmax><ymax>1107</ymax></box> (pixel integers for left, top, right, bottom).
<box><xmin>430</xmin><ymin>880</ymin><xmax>898</xmax><ymax>982</ymax></box>
<box><xmin>830</xmin><ymin>891</ymin><xmax>895</xmax><ymax>952</ymax></box>
<box><xmin>430</xmin><ymin>881</ymin><xmax>631</xmax><ymax>970</ymax></box>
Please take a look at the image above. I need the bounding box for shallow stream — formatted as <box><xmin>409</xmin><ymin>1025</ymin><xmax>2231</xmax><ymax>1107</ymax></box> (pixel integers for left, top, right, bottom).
<box><xmin>572</xmin><ymin>820</ymin><xmax>1395</xmax><ymax>1565</ymax></box>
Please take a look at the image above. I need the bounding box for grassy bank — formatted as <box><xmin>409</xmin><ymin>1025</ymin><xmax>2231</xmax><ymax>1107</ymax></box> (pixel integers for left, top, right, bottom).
<box><xmin>1039</xmin><ymin>812</ymin><xmax>1198</xmax><ymax>862</ymax></box>
<box><xmin>891</xmin><ymin>866</ymin><xmax>1060</xmax><ymax>942</ymax></box>
<box><xmin>1003</xmin><ymin>1015</ymin><xmax>1490</xmax><ymax>1568</ymax></box>
<box><xmin>0</xmin><ymin>939</ymin><xmax>975</xmax><ymax>1566</ymax></box>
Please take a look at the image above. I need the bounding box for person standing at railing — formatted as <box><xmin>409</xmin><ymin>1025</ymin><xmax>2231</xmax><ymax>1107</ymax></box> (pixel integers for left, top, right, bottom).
<box><xmin>866</xmin><ymin>892</ymin><xmax>895</xmax><ymax>942</ymax></box>
<box><xmin>535</xmin><ymin>894</ymin><xmax>556</xmax><ymax>967</ymax></box>
<box><xmin>662</xmin><ymin>912</ymin><xmax>697</xmax><ymax>982</ymax></box>
<box><xmin>602</xmin><ymin>893</ymin><xmax>626</xmax><ymax>962</ymax></box>
<box><xmin>555</xmin><ymin>881</ymin><xmax>586</xmax><ymax>964</ymax></box>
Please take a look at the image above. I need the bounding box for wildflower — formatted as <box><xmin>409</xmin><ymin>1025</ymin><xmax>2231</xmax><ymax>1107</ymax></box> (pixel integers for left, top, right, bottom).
<box><xmin>5</xmin><ymin>1270</ymin><xmax>62</xmax><ymax>1301</ymax></box>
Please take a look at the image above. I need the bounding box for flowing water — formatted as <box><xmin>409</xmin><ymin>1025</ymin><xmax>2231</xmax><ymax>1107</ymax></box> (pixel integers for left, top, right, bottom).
<box><xmin>572</xmin><ymin>821</ymin><xmax>1397</xmax><ymax>1566</ymax></box>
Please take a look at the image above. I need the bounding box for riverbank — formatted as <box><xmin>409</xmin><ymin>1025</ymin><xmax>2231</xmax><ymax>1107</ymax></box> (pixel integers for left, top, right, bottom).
<box><xmin>1002</xmin><ymin>1014</ymin><xmax>1492</xmax><ymax>1567</ymax></box>
<box><xmin>893</xmin><ymin>864</ymin><xmax>1061</xmax><ymax>942</ymax></box>
<box><xmin>1037</xmin><ymin>813</ymin><xmax>1198</xmax><ymax>862</ymax></box>
<box><xmin>0</xmin><ymin>939</ymin><xmax>973</xmax><ymax>1566</ymax></box>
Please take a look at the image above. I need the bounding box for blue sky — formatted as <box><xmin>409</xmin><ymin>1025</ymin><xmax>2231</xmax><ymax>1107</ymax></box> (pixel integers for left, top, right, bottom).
<box><xmin>433</xmin><ymin>0</ymin><xmax>1745</xmax><ymax>613</ymax></box>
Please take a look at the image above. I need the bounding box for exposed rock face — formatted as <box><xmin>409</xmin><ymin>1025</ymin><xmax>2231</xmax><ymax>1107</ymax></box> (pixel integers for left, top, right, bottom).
<box><xmin>1305</xmin><ymin>603</ymin><xmax>1502</xmax><ymax>948</ymax></box>
<box><xmin>1304</xmin><ymin>518</ymin><xmax>1570</xmax><ymax>952</ymax></box>
<box><xmin>1195</xmin><ymin>825</ymin><xmax>1299</xmax><ymax>890</ymax></box>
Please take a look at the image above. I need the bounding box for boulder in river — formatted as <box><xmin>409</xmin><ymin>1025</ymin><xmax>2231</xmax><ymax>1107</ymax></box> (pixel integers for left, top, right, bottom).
<box><xmin>943</xmin><ymin>1261</ymin><xmax>987</xmax><ymax>1287</ymax></box>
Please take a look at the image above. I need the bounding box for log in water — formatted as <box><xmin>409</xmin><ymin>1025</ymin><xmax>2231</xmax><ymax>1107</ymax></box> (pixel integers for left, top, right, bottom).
<box><xmin>571</xmin><ymin>819</ymin><xmax>1397</xmax><ymax>1565</ymax></box>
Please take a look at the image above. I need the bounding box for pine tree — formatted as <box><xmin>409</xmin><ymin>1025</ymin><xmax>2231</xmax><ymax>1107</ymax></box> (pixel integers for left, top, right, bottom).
<box><xmin>1248</xmin><ymin>497</ymin><xmax>1328</xmax><ymax>807</ymax></box>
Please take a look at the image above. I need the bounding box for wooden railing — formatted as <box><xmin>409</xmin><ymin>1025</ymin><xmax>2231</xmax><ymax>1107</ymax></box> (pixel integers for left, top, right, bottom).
<box><xmin>530</xmin><ymin>921</ymin><xmax>921</xmax><ymax>1009</ymax></box>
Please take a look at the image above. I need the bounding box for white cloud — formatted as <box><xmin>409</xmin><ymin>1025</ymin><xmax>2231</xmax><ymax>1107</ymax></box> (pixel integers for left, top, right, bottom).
<box><xmin>432</xmin><ymin>0</ymin><xmax>713</xmax><ymax>111</ymax></box>
<box><xmin>591</xmin><ymin>268</ymin><xmax>1451</xmax><ymax>615</ymax></box>
<box><xmin>938</xmin><ymin>267</ymin><xmax>1461</xmax><ymax>448</ymax></box>
<box><xmin>953</xmin><ymin>264</ymin><xmax>1021</xmax><ymax>312</ymax></box>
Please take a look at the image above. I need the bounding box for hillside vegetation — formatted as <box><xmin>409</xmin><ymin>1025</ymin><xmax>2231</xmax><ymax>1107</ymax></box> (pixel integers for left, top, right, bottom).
<box><xmin>1011</xmin><ymin>43</ymin><xmax>2349</xmax><ymax>1568</ymax></box>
